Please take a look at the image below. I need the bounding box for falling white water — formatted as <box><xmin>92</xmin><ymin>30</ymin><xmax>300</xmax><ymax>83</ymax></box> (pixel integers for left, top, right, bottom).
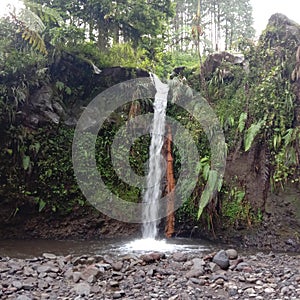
<box><xmin>142</xmin><ymin>74</ymin><xmax>169</xmax><ymax>239</ymax></box>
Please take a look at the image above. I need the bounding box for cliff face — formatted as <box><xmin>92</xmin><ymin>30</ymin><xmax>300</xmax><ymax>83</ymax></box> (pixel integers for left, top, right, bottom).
<box><xmin>178</xmin><ymin>13</ymin><xmax>300</xmax><ymax>251</ymax></box>
<box><xmin>19</xmin><ymin>51</ymin><xmax>149</xmax><ymax>129</ymax></box>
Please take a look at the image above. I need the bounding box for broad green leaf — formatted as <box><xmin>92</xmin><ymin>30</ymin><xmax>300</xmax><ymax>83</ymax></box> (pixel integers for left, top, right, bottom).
<box><xmin>244</xmin><ymin>120</ymin><xmax>263</xmax><ymax>151</ymax></box>
<box><xmin>238</xmin><ymin>112</ymin><xmax>247</xmax><ymax>133</ymax></box>
<box><xmin>38</xmin><ymin>199</ymin><xmax>46</xmax><ymax>212</ymax></box>
<box><xmin>197</xmin><ymin>170</ymin><xmax>219</xmax><ymax>219</ymax></box>
<box><xmin>23</xmin><ymin>155</ymin><xmax>30</xmax><ymax>171</ymax></box>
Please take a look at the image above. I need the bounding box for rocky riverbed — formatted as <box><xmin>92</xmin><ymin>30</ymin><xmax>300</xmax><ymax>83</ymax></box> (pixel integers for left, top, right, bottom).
<box><xmin>1</xmin><ymin>248</ymin><xmax>300</xmax><ymax>300</ymax></box>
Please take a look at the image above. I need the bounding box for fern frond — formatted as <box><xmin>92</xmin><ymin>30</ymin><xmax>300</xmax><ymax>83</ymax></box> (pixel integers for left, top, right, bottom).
<box><xmin>23</xmin><ymin>0</ymin><xmax>63</xmax><ymax>27</ymax></box>
<box><xmin>22</xmin><ymin>28</ymin><xmax>47</xmax><ymax>55</ymax></box>
<box><xmin>238</xmin><ymin>112</ymin><xmax>247</xmax><ymax>133</ymax></box>
<box><xmin>244</xmin><ymin>120</ymin><xmax>263</xmax><ymax>151</ymax></box>
<box><xmin>283</xmin><ymin>128</ymin><xmax>293</xmax><ymax>146</ymax></box>
<box><xmin>19</xmin><ymin>7</ymin><xmax>45</xmax><ymax>32</ymax></box>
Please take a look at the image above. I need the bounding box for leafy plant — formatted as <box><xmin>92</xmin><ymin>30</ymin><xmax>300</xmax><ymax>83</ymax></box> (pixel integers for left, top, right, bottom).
<box><xmin>244</xmin><ymin>120</ymin><xmax>264</xmax><ymax>151</ymax></box>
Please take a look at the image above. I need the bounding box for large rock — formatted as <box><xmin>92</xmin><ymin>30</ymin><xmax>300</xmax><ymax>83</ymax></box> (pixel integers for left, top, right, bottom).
<box><xmin>212</xmin><ymin>250</ymin><xmax>230</xmax><ymax>270</ymax></box>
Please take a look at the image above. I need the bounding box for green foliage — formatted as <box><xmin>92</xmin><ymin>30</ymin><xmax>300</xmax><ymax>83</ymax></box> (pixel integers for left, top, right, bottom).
<box><xmin>244</xmin><ymin>120</ymin><xmax>264</xmax><ymax>151</ymax></box>
<box><xmin>23</xmin><ymin>0</ymin><xmax>63</xmax><ymax>27</ymax></box>
<box><xmin>238</xmin><ymin>112</ymin><xmax>247</xmax><ymax>133</ymax></box>
<box><xmin>106</xmin><ymin>43</ymin><xmax>150</xmax><ymax>69</ymax></box>
<box><xmin>49</xmin><ymin>25</ymin><xmax>85</xmax><ymax>48</ymax></box>
<box><xmin>197</xmin><ymin>170</ymin><xmax>220</xmax><ymax>219</ymax></box>
<box><xmin>222</xmin><ymin>186</ymin><xmax>261</xmax><ymax>227</ymax></box>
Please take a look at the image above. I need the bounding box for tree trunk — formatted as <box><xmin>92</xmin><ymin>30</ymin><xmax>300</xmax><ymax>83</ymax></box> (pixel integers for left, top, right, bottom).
<box><xmin>165</xmin><ymin>125</ymin><xmax>175</xmax><ymax>238</ymax></box>
<box><xmin>97</xmin><ymin>18</ymin><xmax>108</xmax><ymax>51</ymax></box>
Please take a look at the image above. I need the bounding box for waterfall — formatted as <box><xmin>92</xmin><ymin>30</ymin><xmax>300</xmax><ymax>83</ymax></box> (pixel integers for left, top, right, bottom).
<box><xmin>142</xmin><ymin>74</ymin><xmax>169</xmax><ymax>239</ymax></box>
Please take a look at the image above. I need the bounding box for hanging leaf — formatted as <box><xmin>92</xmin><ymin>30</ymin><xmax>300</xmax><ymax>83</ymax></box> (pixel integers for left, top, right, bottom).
<box><xmin>283</xmin><ymin>128</ymin><xmax>293</xmax><ymax>146</ymax></box>
<box><xmin>37</xmin><ymin>199</ymin><xmax>46</xmax><ymax>212</ymax></box>
<box><xmin>244</xmin><ymin>120</ymin><xmax>264</xmax><ymax>151</ymax></box>
<box><xmin>22</xmin><ymin>155</ymin><xmax>30</xmax><ymax>170</ymax></box>
<box><xmin>6</xmin><ymin>149</ymin><xmax>13</xmax><ymax>155</ymax></box>
<box><xmin>197</xmin><ymin>170</ymin><xmax>219</xmax><ymax>219</ymax></box>
<box><xmin>238</xmin><ymin>112</ymin><xmax>247</xmax><ymax>133</ymax></box>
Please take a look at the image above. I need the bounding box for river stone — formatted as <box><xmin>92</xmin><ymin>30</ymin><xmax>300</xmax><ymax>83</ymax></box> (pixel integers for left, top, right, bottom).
<box><xmin>87</xmin><ymin>275</ymin><xmax>96</xmax><ymax>283</ymax></box>
<box><xmin>37</xmin><ymin>265</ymin><xmax>51</xmax><ymax>274</ymax></box>
<box><xmin>23</xmin><ymin>278</ymin><xmax>37</xmax><ymax>290</ymax></box>
<box><xmin>225</xmin><ymin>249</ymin><xmax>238</xmax><ymax>260</ymax></box>
<box><xmin>141</xmin><ymin>254</ymin><xmax>155</xmax><ymax>264</ymax></box>
<box><xmin>192</xmin><ymin>258</ymin><xmax>205</xmax><ymax>269</ymax></box>
<box><xmin>264</xmin><ymin>287</ymin><xmax>275</xmax><ymax>293</ymax></box>
<box><xmin>209</xmin><ymin>262</ymin><xmax>221</xmax><ymax>272</ymax></box>
<box><xmin>73</xmin><ymin>282</ymin><xmax>91</xmax><ymax>296</ymax></box>
<box><xmin>110</xmin><ymin>280</ymin><xmax>119</xmax><ymax>287</ymax></box>
<box><xmin>173</xmin><ymin>252</ymin><xmax>187</xmax><ymax>262</ymax></box>
<box><xmin>152</xmin><ymin>252</ymin><xmax>162</xmax><ymax>261</ymax></box>
<box><xmin>12</xmin><ymin>280</ymin><xmax>23</xmax><ymax>289</ymax></box>
<box><xmin>235</xmin><ymin>262</ymin><xmax>252</xmax><ymax>272</ymax></box>
<box><xmin>185</xmin><ymin>267</ymin><xmax>204</xmax><ymax>278</ymax></box>
<box><xmin>245</xmin><ymin>287</ymin><xmax>256</xmax><ymax>294</ymax></box>
<box><xmin>212</xmin><ymin>250</ymin><xmax>230</xmax><ymax>270</ymax></box>
<box><xmin>73</xmin><ymin>272</ymin><xmax>82</xmax><ymax>283</ymax></box>
<box><xmin>64</xmin><ymin>268</ymin><xmax>73</xmax><ymax>279</ymax></box>
<box><xmin>42</xmin><ymin>253</ymin><xmax>57</xmax><ymax>260</ymax></box>
<box><xmin>112</xmin><ymin>261</ymin><xmax>123</xmax><ymax>271</ymax></box>
<box><xmin>113</xmin><ymin>290</ymin><xmax>125</xmax><ymax>299</ymax></box>
<box><xmin>81</xmin><ymin>266</ymin><xmax>101</xmax><ymax>280</ymax></box>
<box><xmin>24</xmin><ymin>266</ymin><xmax>36</xmax><ymax>276</ymax></box>
<box><xmin>17</xmin><ymin>296</ymin><xmax>32</xmax><ymax>300</ymax></box>
<box><xmin>38</xmin><ymin>280</ymin><xmax>49</xmax><ymax>289</ymax></box>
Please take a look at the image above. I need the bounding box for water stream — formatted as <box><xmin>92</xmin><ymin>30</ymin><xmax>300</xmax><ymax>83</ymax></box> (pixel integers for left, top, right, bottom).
<box><xmin>142</xmin><ymin>74</ymin><xmax>169</xmax><ymax>240</ymax></box>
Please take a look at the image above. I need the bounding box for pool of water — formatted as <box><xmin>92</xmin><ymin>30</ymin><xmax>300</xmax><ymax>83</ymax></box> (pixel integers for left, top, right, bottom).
<box><xmin>0</xmin><ymin>237</ymin><xmax>214</xmax><ymax>259</ymax></box>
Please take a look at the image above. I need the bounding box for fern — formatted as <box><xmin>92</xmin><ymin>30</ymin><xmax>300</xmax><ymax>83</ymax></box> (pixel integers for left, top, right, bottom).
<box><xmin>197</xmin><ymin>170</ymin><xmax>219</xmax><ymax>219</ymax></box>
<box><xmin>244</xmin><ymin>120</ymin><xmax>264</xmax><ymax>151</ymax></box>
<box><xmin>23</xmin><ymin>0</ymin><xmax>63</xmax><ymax>27</ymax></box>
<box><xmin>22</xmin><ymin>28</ymin><xmax>47</xmax><ymax>54</ymax></box>
<box><xmin>238</xmin><ymin>112</ymin><xmax>247</xmax><ymax>133</ymax></box>
<box><xmin>283</xmin><ymin>128</ymin><xmax>293</xmax><ymax>146</ymax></box>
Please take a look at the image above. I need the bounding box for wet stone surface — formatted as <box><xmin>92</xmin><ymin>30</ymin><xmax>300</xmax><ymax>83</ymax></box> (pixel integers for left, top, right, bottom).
<box><xmin>0</xmin><ymin>249</ymin><xmax>299</xmax><ymax>299</ymax></box>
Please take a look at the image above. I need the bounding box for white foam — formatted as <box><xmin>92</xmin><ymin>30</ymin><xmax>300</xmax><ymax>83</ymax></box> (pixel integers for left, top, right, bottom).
<box><xmin>121</xmin><ymin>238</ymin><xmax>209</xmax><ymax>253</ymax></box>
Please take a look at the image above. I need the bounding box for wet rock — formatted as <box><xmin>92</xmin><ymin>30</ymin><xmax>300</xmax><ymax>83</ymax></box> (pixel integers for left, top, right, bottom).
<box><xmin>212</xmin><ymin>250</ymin><xmax>230</xmax><ymax>270</ymax></box>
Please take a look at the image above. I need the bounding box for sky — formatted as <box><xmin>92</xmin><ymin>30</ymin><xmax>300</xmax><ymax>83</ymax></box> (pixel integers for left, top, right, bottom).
<box><xmin>0</xmin><ymin>0</ymin><xmax>300</xmax><ymax>38</ymax></box>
